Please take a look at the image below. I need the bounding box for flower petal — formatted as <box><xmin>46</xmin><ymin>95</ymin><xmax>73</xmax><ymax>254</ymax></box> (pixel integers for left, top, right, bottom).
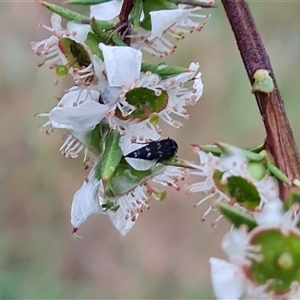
<box><xmin>107</xmin><ymin>209</ymin><xmax>136</xmax><ymax>236</ymax></box>
<box><xmin>210</xmin><ymin>258</ymin><xmax>245</xmax><ymax>300</ymax></box>
<box><xmin>99</xmin><ymin>43</ymin><xmax>142</xmax><ymax>87</ymax></box>
<box><xmin>90</xmin><ymin>0</ymin><xmax>122</xmax><ymax>21</ymax></box>
<box><xmin>67</xmin><ymin>23</ymin><xmax>90</xmax><ymax>42</ymax></box>
<box><xmin>49</xmin><ymin>100</ymin><xmax>109</xmax><ymax>131</ymax></box>
<box><xmin>71</xmin><ymin>177</ymin><xmax>105</xmax><ymax>229</ymax></box>
<box><xmin>149</xmin><ymin>9</ymin><xmax>190</xmax><ymax>40</ymax></box>
<box><xmin>51</xmin><ymin>13</ymin><xmax>62</xmax><ymax>32</ymax></box>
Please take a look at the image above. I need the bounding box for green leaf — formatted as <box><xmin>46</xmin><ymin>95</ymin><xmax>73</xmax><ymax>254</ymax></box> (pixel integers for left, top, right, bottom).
<box><xmin>95</xmin><ymin>130</ymin><xmax>123</xmax><ymax>183</ymax></box>
<box><xmin>85</xmin><ymin>122</ymin><xmax>109</xmax><ymax>154</ymax></box>
<box><xmin>85</xmin><ymin>32</ymin><xmax>104</xmax><ymax>60</ymax></box>
<box><xmin>227</xmin><ymin>176</ymin><xmax>261</xmax><ymax>210</ymax></box>
<box><xmin>131</xmin><ymin>0</ymin><xmax>144</xmax><ymax>29</ymax></box>
<box><xmin>101</xmin><ymin>200</ymin><xmax>120</xmax><ymax>212</ymax></box>
<box><xmin>90</xmin><ymin>16</ymin><xmax>119</xmax><ymax>33</ymax></box>
<box><xmin>68</xmin><ymin>0</ymin><xmax>112</xmax><ymax>5</ymax></box>
<box><xmin>60</xmin><ymin>38</ymin><xmax>91</xmax><ymax>68</ymax></box>
<box><xmin>218</xmin><ymin>202</ymin><xmax>258</xmax><ymax>230</ymax></box>
<box><xmin>105</xmin><ymin>160</ymin><xmax>166</xmax><ymax>197</ymax></box>
<box><xmin>141</xmin><ymin>63</ymin><xmax>189</xmax><ymax>78</ymax></box>
<box><xmin>40</xmin><ymin>1</ymin><xmax>90</xmax><ymax>23</ymax></box>
<box><xmin>105</xmin><ymin>160</ymin><xmax>153</xmax><ymax>196</ymax></box>
<box><xmin>116</xmin><ymin>87</ymin><xmax>168</xmax><ymax>120</ymax></box>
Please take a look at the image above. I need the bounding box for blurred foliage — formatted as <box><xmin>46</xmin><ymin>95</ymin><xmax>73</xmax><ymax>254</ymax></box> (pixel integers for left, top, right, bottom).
<box><xmin>1</xmin><ymin>1</ymin><xmax>300</xmax><ymax>299</ymax></box>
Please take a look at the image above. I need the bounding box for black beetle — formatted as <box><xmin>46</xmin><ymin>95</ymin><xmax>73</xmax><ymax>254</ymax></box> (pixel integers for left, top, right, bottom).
<box><xmin>125</xmin><ymin>138</ymin><xmax>178</xmax><ymax>160</ymax></box>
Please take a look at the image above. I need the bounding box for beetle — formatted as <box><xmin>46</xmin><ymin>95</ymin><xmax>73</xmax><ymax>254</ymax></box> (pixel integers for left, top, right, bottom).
<box><xmin>125</xmin><ymin>138</ymin><xmax>178</xmax><ymax>161</ymax></box>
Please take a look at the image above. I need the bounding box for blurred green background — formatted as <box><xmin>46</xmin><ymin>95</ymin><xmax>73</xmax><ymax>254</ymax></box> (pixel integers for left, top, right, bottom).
<box><xmin>1</xmin><ymin>1</ymin><xmax>300</xmax><ymax>299</ymax></box>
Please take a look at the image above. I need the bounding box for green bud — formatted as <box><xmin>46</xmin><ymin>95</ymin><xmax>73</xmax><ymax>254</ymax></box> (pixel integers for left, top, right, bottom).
<box><xmin>158</xmin><ymin>190</ymin><xmax>167</xmax><ymax>201</ymax></box>
<box><xmin>247</xmin><ymin>161</ymin><xmax>267</xmax><ymax>181</ymax></box>
<box><xmin>149</xmin><ymin>113</ymin><xmax>160</xmax><ymax>126</ymax></box>
<box><xmin>252</xmin><ymin>69</ymin><xmax>275</xmax><ymax>94</ymax></box>
<box><xmin>56</xmin><ymin>65</ymin><xmax>69</xmax><ymax>77</ymax></box>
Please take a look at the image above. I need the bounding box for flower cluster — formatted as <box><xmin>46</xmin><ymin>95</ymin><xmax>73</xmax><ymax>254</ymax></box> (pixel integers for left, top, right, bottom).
<box><xmin>186</xmin><ymin>144</ymin><xmax>279</xmax><ymax>222</ymax></box>
<box><xmin>210</xmin><ymin>199</ymin><xmax>300</xmax><ymax>299</ymax></box>
<box><xmin>31</xmin><ymin>0</ymin><xmax>300</xmax><ymax>298</ymax></box>
<box><xmin>31</xmin><ymin>0</ymin><xmax>209</xmax><ymax>235</ymax></box>
<box><xmin>185</xmin><ymin>142</ymin><xmax>300</xmax><ymax>298</ymax></box>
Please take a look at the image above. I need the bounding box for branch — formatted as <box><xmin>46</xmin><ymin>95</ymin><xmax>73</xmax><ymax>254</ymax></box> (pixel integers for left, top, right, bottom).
<box><xmin>221</xmin><ymin>0</ymin><xmax>300</xmax><ymax>200</ymax></box>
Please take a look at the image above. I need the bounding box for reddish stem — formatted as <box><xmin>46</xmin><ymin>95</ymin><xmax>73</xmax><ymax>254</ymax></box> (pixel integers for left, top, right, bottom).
<box><xmin>221</xmin><ymin>0</ymin><xmax>300</xmax><ymax>199</ymax></box>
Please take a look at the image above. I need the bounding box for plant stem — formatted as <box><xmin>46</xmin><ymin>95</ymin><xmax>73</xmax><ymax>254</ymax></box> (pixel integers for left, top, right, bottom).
<box><xmin>221</xmin><ymin>0</ymin><xmax>300</xmax><ymax>199</ymax></box>
<box><xmin>118</xmin><ymin>0</ymin><xmax>135</xmax><ymax>44</ymax></box>
<box><xmin>119</xmin><ymin>0</ymin><xmax>134</xmax><ymax>23</ymax></box>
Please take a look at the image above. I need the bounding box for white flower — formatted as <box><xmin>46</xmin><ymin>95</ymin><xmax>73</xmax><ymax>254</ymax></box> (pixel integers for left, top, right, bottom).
<box><xmin>209</xmin><ymin>258</ymin><xmax>247</xmax><ymax>300</ymax></box>
<box><xmin>186</xmin><ymin>147</ymin><xmax>230</xmax><ymax>219</ymax></box>
<box><xmin>210</xmin><ymin>257</ymin><xmax>270</xmax><ymax>300</ymax></box>
<box><xmin>36</xmin><ymin>86</ymin><xmax>109</xmax><ymax>158</ymax></box>
<box><xmin>31</xmin><ymin>14</ymin><xmax>103</xmax><ymax>85</ymax></box>
<box><xmin>30</xmin><ymin>14</ymin><xmax>68</xmax><ymax>68</ymax></box>
<box><xmin>219</xmin><ymin>147</ymin><xmax>279</xmax><ymax>206</ymax></box>
<box><xmin>37</xmin><ymin>86</ymin><xmax>109</xmax><ymax>132</ymax></box>
<box><xmin>99</xmin><ymin>44</ymin><xmax>202</xmax><ymax>140</ymax></box>
<box><xmin>71</xmin><ymin>170</ymin><xmax>106</xmax><ymax>230</ymax></box>
<box><xmin>31</xmin><ymin>14</ymin><xmax>87</xmax><ymax>66</ymax></box>
<box><xmin>210</xmin><ymin>198</ymin><xmax>300</xmax><ymax>300</ymax></box>
<box><xmin>107</xmin><ymin>184</ymin><xmax>151</xmax><ymax>236</ymax></box>
<box><xmin>88</xmin><ymin>0</ymin><xmax>210</xmax><ymax>57</ymax></box>
<box><xmin>187</xmin><ymin>145</ymin><xmax>279</xmax><ymax>220</ymax></box>
<box><xmin>71</xmin><ymin>162</ymin><xmax>185</xmax><ymax>235</ymax></box>
<box><xmin>100</xmin><ymin>43</ymin><xmax>142</xmax><ymax>87</ymax></box>
<box><xmin>130</xmin><ymin>5</ymin><xmax>210</xmax><ymax>57</ymax></box>
<box><xmin>254</xmin><ymin>199</ymin><xmax>300</xmax><ymax>229</ymax></box>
